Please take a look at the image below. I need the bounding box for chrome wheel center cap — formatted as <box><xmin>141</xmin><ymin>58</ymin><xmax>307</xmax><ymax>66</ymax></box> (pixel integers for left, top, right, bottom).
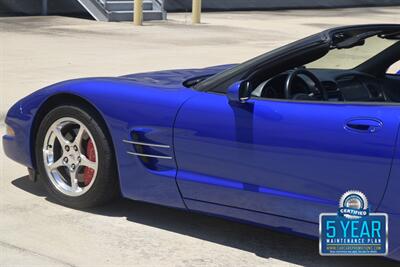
<box><xmin>66</xmin><ymin>150</ymin><xmax>81</xmax><ymax>171</ymax></box>
<box><xmin>68</xmin><ymin>152</ymin><xmax>78</xmax><ymax>162</ymax></box>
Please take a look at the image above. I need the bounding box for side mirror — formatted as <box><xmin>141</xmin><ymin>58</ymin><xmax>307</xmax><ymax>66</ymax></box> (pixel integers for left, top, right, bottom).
<box><xmin>227</xmin><ymin>80</ymin><xmax>251</xmax><ymax>104</ymax></box>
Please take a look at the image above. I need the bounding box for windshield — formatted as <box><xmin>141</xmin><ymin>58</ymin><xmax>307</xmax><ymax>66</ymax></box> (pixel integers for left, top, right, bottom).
<box><xmin>194</xmin><ymin>33</ymin><xmax>324</xmax><ymax>92</ymax></box>
<box><xmin>306</xmin><ymin>36</ymin><xmax>398</xmax><ymax>70</ymax></box>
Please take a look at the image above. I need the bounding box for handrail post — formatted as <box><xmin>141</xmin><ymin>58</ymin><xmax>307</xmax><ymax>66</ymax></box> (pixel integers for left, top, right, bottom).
<box><xmin>134</xmin><ymin>0</ymin><xmax>143</xmax><ymax>26</ymax></box>
<box><xmin>192</xmin><ymin>0</ymin><xmax>202</xmax><ymax>24</ymax></box>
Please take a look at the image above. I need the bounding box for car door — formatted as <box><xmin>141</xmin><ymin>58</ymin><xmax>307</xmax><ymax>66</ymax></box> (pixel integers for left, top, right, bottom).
<box><xmin>173</xmin><ymin>92</ymin><xmax>399</xmax><ymax>223</ymax></box>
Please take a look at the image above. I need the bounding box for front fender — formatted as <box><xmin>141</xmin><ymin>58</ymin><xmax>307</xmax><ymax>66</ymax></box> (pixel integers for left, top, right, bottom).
<box><xmin>3</xmin><ymin>77</ymin><xmax>197</xmax><ymax>209</ymax></box>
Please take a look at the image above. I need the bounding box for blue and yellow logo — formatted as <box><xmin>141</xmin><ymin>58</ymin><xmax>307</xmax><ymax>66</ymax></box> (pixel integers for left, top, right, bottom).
<box><xmin>320</xmin><ymin>191</ymin><xmax>388</xmax><ymax>256</ymax></box>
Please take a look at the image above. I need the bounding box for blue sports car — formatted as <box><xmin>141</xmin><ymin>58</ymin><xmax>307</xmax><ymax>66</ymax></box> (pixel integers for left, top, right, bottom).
<box><xmin>3</xmin><ymin>24</ymin><xmax>400</xmax><ymax>260</ymax></box>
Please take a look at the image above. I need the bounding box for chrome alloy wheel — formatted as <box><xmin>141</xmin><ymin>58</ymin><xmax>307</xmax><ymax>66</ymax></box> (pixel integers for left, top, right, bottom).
<box><xmin>42</xmin><ymin>117</ymin><xmax>98</xmax><ymax>197</ymax></box>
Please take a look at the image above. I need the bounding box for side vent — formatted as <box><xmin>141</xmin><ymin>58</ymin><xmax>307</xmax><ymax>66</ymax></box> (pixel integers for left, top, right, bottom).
<box><xmin>123</xmin><ymin>130</ymin><xmax>173</xmax><ymax>170</ymax></box>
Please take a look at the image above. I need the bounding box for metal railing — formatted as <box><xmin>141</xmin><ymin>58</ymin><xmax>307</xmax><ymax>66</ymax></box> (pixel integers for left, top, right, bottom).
<box><xmin>96</xmin><ymin>0</ymin><xmax>166</xmax><ymax>12</ymax></box>
<box><xmin>97</xmin><ymin>0</ymin><xmax>108</xmax><ymax>9</ymax></box>
<box><xmin>152</xmin><ymin>0</ymin><xmax>167</xmax><ymax>19</ymax></box>
<box><xmin>92</xmin><ymin>0</ymin><xmax>167</xmax><ymax>22</ymax></box>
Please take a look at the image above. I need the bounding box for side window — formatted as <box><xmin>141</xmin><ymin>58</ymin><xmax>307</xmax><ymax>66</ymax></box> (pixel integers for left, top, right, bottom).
<box><xmin>387</xmin><ymin>61</ymin><xmax>400</xmax><ymax>75</ymax></box>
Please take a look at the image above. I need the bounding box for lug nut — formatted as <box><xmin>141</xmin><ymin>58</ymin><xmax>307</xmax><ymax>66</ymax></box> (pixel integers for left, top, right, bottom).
<box><xmin>63</xmin><ymin>157</ymin><xmax>68</xmax><ymax>163</ymax></box>
<box><xmin>65</xmin><ymin>145</ymin><xmax>70</xmax><ymax>152</ymax></box>
<box><xmin>71</xmin><ymin>164</ymin><xmax>76</xmax><ymax>170</ymax></box>
<box><xmin>77</xmin><ymin>156</ymin><xmax>81</xmax><ymax>162</ymax></box>
<box><xmin>73</xmin><ymin>145</ymin><xmax>78</xmax><ymax>151</ymax></box>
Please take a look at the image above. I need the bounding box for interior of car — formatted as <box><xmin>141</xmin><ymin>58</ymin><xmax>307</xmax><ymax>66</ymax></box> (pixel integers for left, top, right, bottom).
<box><xmin>250</xmin><ymin>32</ymin><xmax>400</xmax><ymax>103</ymax></box>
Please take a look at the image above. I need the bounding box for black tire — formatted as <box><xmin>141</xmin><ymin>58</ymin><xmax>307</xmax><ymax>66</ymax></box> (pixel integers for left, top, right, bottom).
<box><xmin>35</xmin><ymin>105</ymin><xmax>119</xmax><ymax>208</ymax></box>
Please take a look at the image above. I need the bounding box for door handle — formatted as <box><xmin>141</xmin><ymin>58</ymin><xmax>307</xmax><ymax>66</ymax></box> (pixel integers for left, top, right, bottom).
<box><xmin>345</xmin><ymin>118</ymin><xmax>383</xmax><ymax>133</ymax></box>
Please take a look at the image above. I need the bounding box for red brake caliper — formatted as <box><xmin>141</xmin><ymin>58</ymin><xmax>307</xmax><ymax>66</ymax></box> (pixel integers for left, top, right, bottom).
<box><xmin>83</xmin><ymin>138</ymin><xmax>96</xmax><ymax>185</ymax></box>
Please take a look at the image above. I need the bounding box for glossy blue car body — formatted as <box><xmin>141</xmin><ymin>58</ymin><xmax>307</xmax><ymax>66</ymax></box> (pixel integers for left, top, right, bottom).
<box><xmin>3</xmin><ymin>25</ymin><xmax>400</xmax><ymax>261</ymax></box>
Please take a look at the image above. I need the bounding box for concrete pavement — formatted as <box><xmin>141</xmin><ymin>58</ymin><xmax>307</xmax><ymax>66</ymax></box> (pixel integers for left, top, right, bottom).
<box><xmin>1</xmin><ymin>8</ymin><xmax>400</xmax><ymax>266</ymax></box>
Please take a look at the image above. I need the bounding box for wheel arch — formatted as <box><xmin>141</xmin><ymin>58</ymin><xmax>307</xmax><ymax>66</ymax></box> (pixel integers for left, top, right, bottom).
<box><xmin>31</xmin><ymin>93</ymin><xmax>119</xmax><ymax>182</ymax></box>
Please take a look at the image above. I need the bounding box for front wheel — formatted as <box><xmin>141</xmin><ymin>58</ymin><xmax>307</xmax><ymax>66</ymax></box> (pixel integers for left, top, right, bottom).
<box><xmin>36</xmin><ymin>105</ymin><xmax>119</xmax><ymax>208</ymax></box>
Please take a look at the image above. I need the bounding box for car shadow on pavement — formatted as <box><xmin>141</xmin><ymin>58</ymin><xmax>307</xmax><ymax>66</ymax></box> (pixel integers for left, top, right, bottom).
<box><xmin>12</xmin><ymin>175</ymin><xmax>398</xmax><ymax>267</ymax></box>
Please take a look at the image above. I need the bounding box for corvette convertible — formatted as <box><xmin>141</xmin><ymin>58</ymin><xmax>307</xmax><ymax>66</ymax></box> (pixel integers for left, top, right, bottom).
<box><xmin>3</xmin><ymin>24</ymin><xmax>400</xmax><ymax>260</ymax></box>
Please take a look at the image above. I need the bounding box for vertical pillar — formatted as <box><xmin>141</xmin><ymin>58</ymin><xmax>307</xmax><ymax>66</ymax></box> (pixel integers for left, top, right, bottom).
<box><xmin>192</xmin><ymin>0</ymin><xmax>202</xmax><ymax>24</ymax></box>
<box><xmin>134</xmin><ymin>0</ymin><xmax>143</xmax><ymax>26</ymax></box>
<box><xmin>42</xmin><ymin>0</ymin><xmax>48</xmax><ymax>15</ymax></box>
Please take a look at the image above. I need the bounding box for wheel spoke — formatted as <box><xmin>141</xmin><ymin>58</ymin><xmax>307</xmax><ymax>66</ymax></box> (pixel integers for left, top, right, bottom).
<box><xmin>48</xmin><ymin>157</ymin><xmax>64</xmax><ymax>171</ymax></box>
<box><xmin>53</xmin><ymin>127</ymin><xmax>69</xmax><ymax>146</ymax></box>
<box><xmin>73</xmin><ymin>126</ymin><xmax>85</xmax><ymax>147</ymax></box>
<box><xmin>80</xmin><ymin>154</ymin><xmax>97</xmax><ymax>170</ymax></box>
<box><xmin>70</xmin><ymin>170</ymin><xmax>79</xmax><ymax>191</ymax></box>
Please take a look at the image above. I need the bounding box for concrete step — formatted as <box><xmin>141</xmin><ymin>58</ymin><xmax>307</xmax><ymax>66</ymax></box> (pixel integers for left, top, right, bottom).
<box><xmin>108</xmin><ymin>10</ymin><xmax>163</xmax><ymax>21</ymax></box>
<box><xmin>105</xmin><ymin>1</ymin><xmax>153</xmax><ymax>11</ymax></box>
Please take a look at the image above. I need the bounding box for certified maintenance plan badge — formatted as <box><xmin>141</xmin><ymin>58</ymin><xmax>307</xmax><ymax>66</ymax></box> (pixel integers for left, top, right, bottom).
<box><xmin>320</xmin><ymin>191</ymin><xmax>388</xmax><ymax>256</ymax></box>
